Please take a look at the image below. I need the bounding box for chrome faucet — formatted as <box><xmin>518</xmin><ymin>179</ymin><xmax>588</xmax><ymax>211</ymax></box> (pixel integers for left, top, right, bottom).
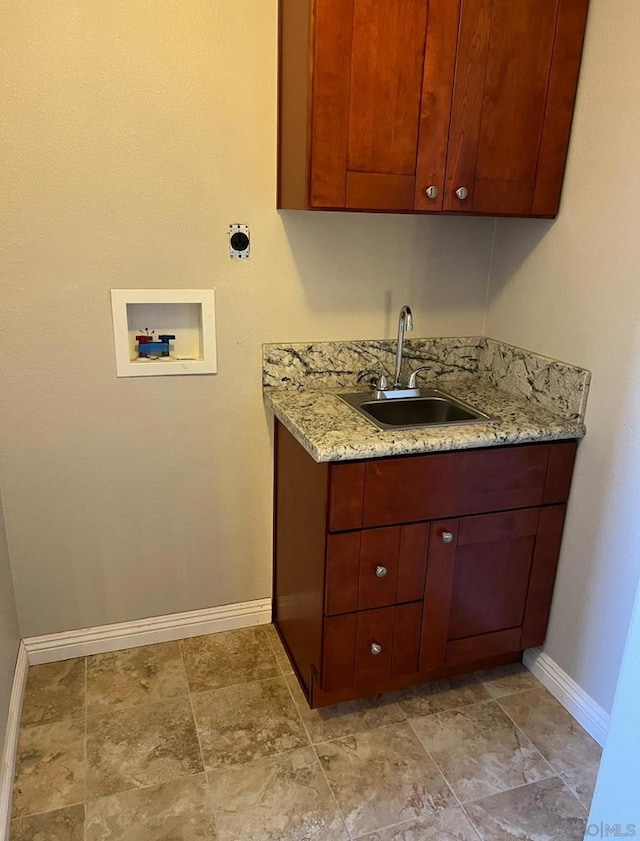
<box><xmin>393</xmin><ymin>305</ymin><xmax>413</xmax><ymax>387</ymax></box>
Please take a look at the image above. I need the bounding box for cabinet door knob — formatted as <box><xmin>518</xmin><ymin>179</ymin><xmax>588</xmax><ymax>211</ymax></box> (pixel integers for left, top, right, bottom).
<box><xmin>455</xmin><ymin>186</ymin><xmax>469</xmax><ymax>200</ymax></box>
<box><xmin>370</xmin><ymin>642</ymin><xmax>383</xmax><ymax>656</ymax></box>
<box><xmin>375</xmin><ymin>565</ymin><xmax>388</xmax><ymax>578</ymax></box>
<box><xmin>425</xmin><ymin>185</ymin><xmax>439</xmax><ymax>199</ymax></box>
<box><xmin>441</xmin><ymin>531</ymin><xmax>454</xmax><ymax>544</ymax></box>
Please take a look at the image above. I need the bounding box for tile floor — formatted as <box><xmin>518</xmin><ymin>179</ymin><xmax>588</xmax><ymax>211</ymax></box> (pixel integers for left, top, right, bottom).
<box><xmin>10</xmin><ymin>625</ymin><xmax>601</xmax><ymax>840</ymax></box>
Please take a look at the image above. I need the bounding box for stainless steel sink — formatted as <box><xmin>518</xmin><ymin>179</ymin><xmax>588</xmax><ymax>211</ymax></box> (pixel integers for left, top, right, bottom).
<box><xmin>339</xmin><ymin>389</ymin><xmax>492</xmax><ymax>430</ymax></box>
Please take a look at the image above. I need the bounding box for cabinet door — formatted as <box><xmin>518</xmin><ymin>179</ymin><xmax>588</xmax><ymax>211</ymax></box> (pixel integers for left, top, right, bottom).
<box><xmin>444</xmin><ymin>0</ymin><xmax>588</xmax><ymax>216</ymax></box>
<box><xmin>421</xmin><ymin>508</ymin><xmax>565</xmax><ymax>671</ymax></box>
<box><xmin>310</xmin><ymin>0</ymin><xmax>456</xmax><ymax>211</ymax></box>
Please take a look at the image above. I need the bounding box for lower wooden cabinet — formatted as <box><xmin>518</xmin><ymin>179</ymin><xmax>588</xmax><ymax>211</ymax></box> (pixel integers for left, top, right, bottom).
<box><xmin>273</xmin><ymin>421</ymin><xmax>576</xmax><ymax>708</ymax></box>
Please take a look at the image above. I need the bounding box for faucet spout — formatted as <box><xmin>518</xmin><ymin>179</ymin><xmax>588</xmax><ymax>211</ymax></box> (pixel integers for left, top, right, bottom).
<box><xmin>393</xmin><ymin>305</ymin><xmax>413</xmax><ymax>387</ymax></box>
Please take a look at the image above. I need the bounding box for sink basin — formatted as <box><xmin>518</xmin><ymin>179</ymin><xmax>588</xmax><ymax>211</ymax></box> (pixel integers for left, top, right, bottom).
<box><xmin>339</xmin><ymin>389</ymin><xmax>492</xmax><ymax>430</ymax></box>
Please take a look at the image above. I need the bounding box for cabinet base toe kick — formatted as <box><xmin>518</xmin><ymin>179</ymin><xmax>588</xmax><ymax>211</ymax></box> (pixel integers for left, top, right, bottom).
<box><xmin>307</xmin><ymin>650</ymin><xmax>523</xmax><ymax>710</ymax></box>
<box><xmin>274</xmin><ymin>616</ymin><xmax>537</xmax><ymax>709</ymax></box>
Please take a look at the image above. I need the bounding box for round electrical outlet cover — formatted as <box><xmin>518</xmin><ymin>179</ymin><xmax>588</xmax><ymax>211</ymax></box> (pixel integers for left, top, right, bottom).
<box><xmin>230</xmin><ymin>232</ymin><xmax>249</xmax><ymax>252</ymax></box>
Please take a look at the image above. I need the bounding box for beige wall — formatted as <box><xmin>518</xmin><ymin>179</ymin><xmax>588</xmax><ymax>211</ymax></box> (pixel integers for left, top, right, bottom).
<box><xmin>4</xmin><ymin>0</ymin><xmax>629</xmax><ymax>720</ymax></box>
<box><xmin>0</xmin><ymin>493</ymin><xmax>20</xmax><ymax>755</ymax></box>
<box><xmin>485</xmin><ymin>0</ymin><xmax>640</xmax><ymax>712</ymax></box>
<box><xmin>0</xmin><ymin>2</ymin><xmax>493</xmax><ymax>636</ymax></box>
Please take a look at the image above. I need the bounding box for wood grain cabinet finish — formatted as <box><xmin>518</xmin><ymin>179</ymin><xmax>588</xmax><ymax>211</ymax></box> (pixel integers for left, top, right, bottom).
<box><xmin>273</xmin><ymin>421</ymin><xmax>577</xmax><ymax>707</ymax></box>
<box><xmin>278</xmin><ymin>0</ymin><xmax>589</xmax><ymax>217</ymax></box>
<box><xmin>325</xmin><ymin>524</ymin><xmax>429</xmax><ymax>615</ymax></box>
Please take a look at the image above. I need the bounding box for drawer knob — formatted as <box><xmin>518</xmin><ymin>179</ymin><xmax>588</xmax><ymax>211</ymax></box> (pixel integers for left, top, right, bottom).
<box><xmin>370</xmin><ymin>642</ymin><xmax>383</xmax><ymax>656</ymax></box>
<box><xmin>375</xmin><ymin>565</ymin><xmax>388</xmax><ymax>578</ymax></box>
<box><xmin>425</xmin><ymin>185</ymin><xmax>439</xmax><ymax>199</ymax></box>
<box><xmin>456</xmin><ymin>186</ymin><xmax>469</xmax><ymax>200</ymax></box>
<box><xmin>441</xmin><ymin>531</ymin><xmax>454</xmax><ymax>544</ymax></box>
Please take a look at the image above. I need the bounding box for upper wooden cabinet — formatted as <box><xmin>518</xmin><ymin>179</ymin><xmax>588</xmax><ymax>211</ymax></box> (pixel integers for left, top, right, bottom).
<box><xmin>278</xmin><ymin>0</ymin><xmax>589</xmax><ymax>217</ymax></box>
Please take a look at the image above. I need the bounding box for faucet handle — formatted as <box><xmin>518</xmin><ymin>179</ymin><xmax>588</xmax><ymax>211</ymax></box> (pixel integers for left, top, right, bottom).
<box><xmin>357</xmin><ymin>370</ymin><xmax>390</xmax><ymax>391</ymax></box>
<box><xmin>408</xmin><ymin>366</ymin><xmax>430</xmax><ymax>389</ymax></box>
<box><xmin>357</xmin><ymin>369</ymin><xmax>378</xmax><ymax>384</ymax></box>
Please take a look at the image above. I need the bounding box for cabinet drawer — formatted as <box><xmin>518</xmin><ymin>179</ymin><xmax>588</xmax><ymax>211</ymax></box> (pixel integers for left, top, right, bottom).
<box><xmin>328</xmin><ymin>442</ymin><xmax>577</xmax><ymax>532</ymax></box>
<box><xmin>361</xmin><ymin>445</ymin><xmax>551</xmax><ymax>528</ymax></box>
<box><xmin>322</xmin><ymin>603</ymin><xmax>422</xmax><ymax>692</ymax></box>
<box><xmin>325</xmin><ymin>524</ymin><xmax>429</xmax><ymax>615</ymax></box>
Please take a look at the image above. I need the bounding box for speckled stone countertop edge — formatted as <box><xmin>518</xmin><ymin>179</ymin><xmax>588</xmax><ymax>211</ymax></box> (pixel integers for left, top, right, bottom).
<box><xmin>264</xmin><ymin>380</ymin><xmax>586</xmax><ymax>464</ymax></box>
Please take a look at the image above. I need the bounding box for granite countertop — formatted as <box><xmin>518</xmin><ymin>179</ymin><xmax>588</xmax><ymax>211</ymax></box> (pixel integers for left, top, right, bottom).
<box><xmin>262</xmin><ymin>337</ymin><xmax>590</xmax><ymax>463</ymax></box>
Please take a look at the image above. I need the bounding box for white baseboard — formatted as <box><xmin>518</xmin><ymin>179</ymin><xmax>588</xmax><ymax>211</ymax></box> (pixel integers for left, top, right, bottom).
<box><xmin>0</xmin><ymin>642</ymin><xmax>28</xmax><ymax>841</ymax></box>
<box><xmin>23</xmin><ymin>598</ymin><xmax>272</xmax><ymax>665</ymax></box>
<box><xmin>524</xmin><ymin>647</ymin><xmax>609</xmax><ymax>747</ymax></box>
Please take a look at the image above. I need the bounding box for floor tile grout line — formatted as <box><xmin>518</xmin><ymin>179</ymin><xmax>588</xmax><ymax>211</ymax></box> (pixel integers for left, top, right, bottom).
<box><xmin>555</xmin><ymin>774</ymin><xmax>592</xmax><ymax>812</ymax></box>
<box><xmin>85</xmin><ymin>630</ymin><xmax>289</xmax><ymax>818</ymax></box>
<box><xmin>82</xmin><ymin>638</ymin><xmax>214</xmax><ymax>811</ymax></box>
<box><xmin>15</xmin><ymin>654</ymin><xmax>95</xmax><ymax>731</ymax></box>
<box><xmin>480</xmin><ymin>676</ymin><xmax>544</xmax><ymax>697</ymax></box>
<box><xmin>281</xmin><ymin>672</ymin><xmax>351</xmax><ymax>840</ymax></box>
<box><xmin>86</xmin><ymin>772</ymin><xmax>207</xmax><ymax>807</ymax></box>
<box><xmin>409</xmin><ymin>694</ymin><xmax>557</xmax><ymax>784</ymax></box>
<box><xmin>404</xmin><ymin>717</ymin><xmax>460</xmax><ymax>799</ymax></box>
<box><xmin>555</xmin><ymin>748</ymin><xmax>602</xmax><ymax>807</ymax></box>
<box><xmin>264</xmin><ymin>625</ymin><xmax>288</xmax><ymax>671</ymax></box>
<box><xmin>511</xmin><ymin>720</ymin><xmax>557</xmax><ymax>778</ymax></box>
<box><xmin>310</xmin><ymin>740</ymin><xmax>354</xmax><ymax>841</ymax></box>
<box><xmin>15</xmin><ymin>799</ymin><xmax>87</xmax><ymax>822</ymax></box>
<box><xmin>14</xmin><ymin>711</ymin><xmax>94</xmax><ymax>732</ymax></box>
<box><xmin>405</xmin><ymin>716</ymin><xmax>486</xmax><ymax>841</ymax></box>
<box><xmin>315</xmin><ymin>716</ymin><xmax>459</xmax><ymax>840</ymax></box>
<box><xmin>83</xmin><ymin>642</ymin><xmax>193</xmax><ymax>719</ymax></box>
<box><xmin>84</xmin><ymin>690</ymin><xmax>195</xmax><ymax>723</ymax></box>
<box><xmin>206</xmin><ymin>742</ymin><xmax>320</xmax><ymax>781</ymax></box>
<box><xmin>183</xmin><ymin>624</ymin><xmax>314</xmax><ymax>823</ymax></box>
<box><xmin>28</xmin><ymin>655</ymin><xmax>280</xmax><ymax>721</ymax></box>
<box><xmin>395</xmin><ymin>699</ymin><xmax>409</xmax><ymax>723</ymax></box>
<box><xmin>280</xmin><ymin>668</ymin><xmax>314</xmax><ymax>751</ymax></box>
<box><xmin>496</xmin><ymin>690</ymin><xmax>603</xmax><ymax>764</ymax></box>
<box><xmin>346</xmin><ymin>811</ymin><xmax>439</xmax><ymax>841</ymax></box>
<box><xmin>456</xmin><ymin>687</ymin><xmax>598</xmax><ymax>813</ymax></box>
<box><xmin>58</xmin><ymin>672</ymin><xmax>497</xmax><ymax>738</ymax></box>
<box><xmin>187</xmin><ymin>672</ymin><xmax>284</xmax><ymax>697</ymax></box>
<box><xmin>475</xmin><ymin>668</ymin><xmax>544</xmax><ymax>700</ymax></box>
<box><xmin>494</xmin><ymin>695</ymin><xmax>579</xmax><ymax>778</ymax></box>
<box><xmin>459</xmin><ymin>801</ymin><xmax>488</xmax><ymax>841</ymax></box>
<box><xmin>347</xmin><ymin>806</ymin><xmax>461</xmax><ymax>841</ymax></box>
<box><xmin>16</xmin><ymin>659</ymin><xmax>532</xmax><ymax>732</ymax></box>
<box><xmin>308</xmin><ymin>714</ymin><xmax>419</xmax><ymax>749</ymax></box>
<box><xmin>83</xmin><ymin>671</ymin><xmax>286</xmax><ymax>724</ymax></box>
<box><xmin>405</xmin><ymin>702</ymin><xmax>561</xmax><ymax>807</ymax></box>
<box><xmin>10</xmin><ymin>660</ymin><xmax>87</xmax><ymax>826</ymax></box>
<box><xmin>458</xmin><ymin>771</ymin><xmax>568</xmax><ymax>806</ymax></box>
<box><xmin>179</xmin><ymin>645</ymin><xmax>209</xmax><ymax>781</ymax></box>
<box><xmin>187</xmin><ymin>669</ymin><xmax>304</xmax><ymax>772</ymax></box>
<box><xmin>65</xmin><ymin>640</ymin><xmax>211</xmax><ymax>811</ymax></box>
<box><xmin>395</xmin><ymin>693</ymin><xmax>503</xmax><ymax>725</ymax></box>
<box><xmin>178</xmin><ymin>624</ymin><xmax>281</xmax><ymax>696</ymax></box>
